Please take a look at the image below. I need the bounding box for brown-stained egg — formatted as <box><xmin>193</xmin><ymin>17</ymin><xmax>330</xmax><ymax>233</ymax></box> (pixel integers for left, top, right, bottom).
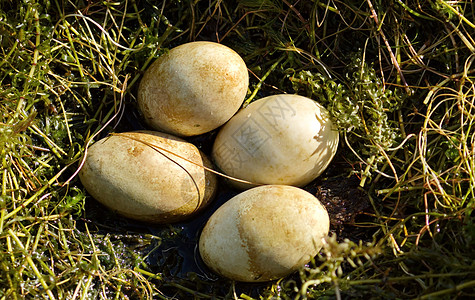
<box><xmin>137</xmin><ymin>41</ymin><xmax>249</xmax><ymax>137</ymax></box>
<box><xmin>198</xmin><ymin>185</ymin><xmax>330</xmax><ymax>282</ymax></box>
<box><xmin>79</xmin><ymin>131</ymin><xmax>217</xmax><ymax>223</ymax></box>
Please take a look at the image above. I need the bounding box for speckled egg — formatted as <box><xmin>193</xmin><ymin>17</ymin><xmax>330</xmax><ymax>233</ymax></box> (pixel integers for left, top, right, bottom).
<box><xmin>212</xmin><ymin>94</ymin><xmax>339</xmax><ymax>189</ymax></box>
<box><xmin>137</xmin><ymin>41</ymin><xmax>249</xmax><ymax>136</ymax></box>
<box><xmin>199</xmin><ymin>185</ymin><xmax>330</xmax><ymax>282</ymax></box>
<box><xmin>79</xmin><ymin>131</ymin><xmax>217</xmax><ymax>223</ymax></box>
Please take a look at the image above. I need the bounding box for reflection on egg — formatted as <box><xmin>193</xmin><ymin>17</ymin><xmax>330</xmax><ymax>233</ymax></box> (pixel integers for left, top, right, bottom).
<box><xmin>212</xmin><ymin>94</ymin><xmax>339</xmax><ymax>189</ymax></box>
<box><xmin>79</xmin><ymin>131</ymin><xmax>217</xmax><ymax>223</ymax></box>
<box><xmin>199</xmin><ymin>185</ymin><xmax>330</xmax><ymax>282</ymax></box>
<box><xmin>138</xmin><ymin>41</ymin><xmax>249</xmax><ymax>137</ymax></box>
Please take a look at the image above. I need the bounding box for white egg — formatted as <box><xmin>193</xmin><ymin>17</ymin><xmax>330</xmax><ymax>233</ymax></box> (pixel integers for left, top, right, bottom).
<box><xmin>212</xmin><ymin>94</ymin><xmax>339</xmax><ymax>189</ymax></box>
<box><xmin>199</xmin><ymin>185</ymin><xmax>329</xmax><ymax>282</ymax></box>
<box><xmin>79</xmin><ymin>131</ymin><xmax>217</xmax><ymax>223</ymax></box>
<box><xmin>138</xmin><ymin>41</ymin><xmax>249</xmax><ymax>136</ymax></box>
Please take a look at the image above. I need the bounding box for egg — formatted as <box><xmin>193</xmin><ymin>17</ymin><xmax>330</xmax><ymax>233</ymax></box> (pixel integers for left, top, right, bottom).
<box><xmin>137</xmin><ymin>41</ymin><xmax>249</xmax><ymax>137</ymax></box>
<box><xmin>212</xmin><ymin>94</ymin><xmax>339</xmax><ymax>189</ymax></box>
<box><xmin>79</xmin><ymin>131</ymin><xmax>217</xmax><ymax>223</ymax></box>
<box><xmin>199</xmin><ymin>185</ymin><xmax>329</xmax><ymax>282</ymax></box>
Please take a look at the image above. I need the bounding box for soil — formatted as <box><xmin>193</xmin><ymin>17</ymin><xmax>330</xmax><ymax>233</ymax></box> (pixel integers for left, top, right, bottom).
<box><xmin>305</xmin><ymin>162</ymin><xmax>372</xmax><ymax>240</ymax></box>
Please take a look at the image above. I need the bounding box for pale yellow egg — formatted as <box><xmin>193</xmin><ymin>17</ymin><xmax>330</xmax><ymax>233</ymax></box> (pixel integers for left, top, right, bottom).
<box><xmin>138</xmin><ymin>41</ymin><xmax>249</xmax><ymax>136</ymax></box>
<box><xmin>199</xmin><ymin>185</ymin><xmax>330</xmax><ymax>282</ymax></box>
<box><xmin>79</xmin><ymin>131</ymin><xmax>217</xmax><ymax>223</ymax></box>
<box><xmin>212</xmin><ymin>94</ymin><xmax>339</xmax><ymax>189</ymax></box>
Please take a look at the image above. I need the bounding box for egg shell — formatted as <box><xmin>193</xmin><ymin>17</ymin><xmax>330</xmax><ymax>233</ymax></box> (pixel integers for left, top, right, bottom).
<box><xmin>199</xmin><ymin>185</ymin><xmax>329</xmax><ymax>282</ymax></box>
<box><xmin>212</xmin><ymin>94</ymin><xmax>339</xmax><ymax>189</ymax></box>
<box><xmin>79</xmin><ymin>131</ymin><xmax>217</xmax><ymax>223</ymax></box>
<box><xmin>138</xmin><ymin>41</ymin><xmax>249</xmax><ymax>137</ymax></box>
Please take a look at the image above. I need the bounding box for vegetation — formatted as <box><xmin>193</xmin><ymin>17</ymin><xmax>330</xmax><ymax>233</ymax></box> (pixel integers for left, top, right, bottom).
<box><xmin>0</xmin><ymin>0</ymin><xmax>474</xmax><ymax>298</ymax></box>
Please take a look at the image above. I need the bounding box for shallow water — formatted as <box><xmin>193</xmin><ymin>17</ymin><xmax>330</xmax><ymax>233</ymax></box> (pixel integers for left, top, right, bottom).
<box><xmin>146</xmin><ymin>187</ymin><xmax>238</xmax><ymax>279</ymax></box>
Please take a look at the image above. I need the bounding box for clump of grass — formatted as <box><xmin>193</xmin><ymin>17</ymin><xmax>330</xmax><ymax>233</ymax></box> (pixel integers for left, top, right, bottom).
<box><xmin>0</xmin><ymin>0</ymin><xmax>164</xmax><ymax>298</ymax></box>
<box><xmin>288</xmin><ymin>54</ymin><xmax>404</xmax><ymax>186</ymax></box>
<box><xmin>1</xmin><ymin>0</ymin><xmax>475</xmax><ymax>299</ymax></box>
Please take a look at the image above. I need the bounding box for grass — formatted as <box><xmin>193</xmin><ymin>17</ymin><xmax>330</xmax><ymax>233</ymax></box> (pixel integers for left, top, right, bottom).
<box><xmin>1</xmin><ymin>0</ymin><xmax>474</xmax><ymax>298</ymax></box>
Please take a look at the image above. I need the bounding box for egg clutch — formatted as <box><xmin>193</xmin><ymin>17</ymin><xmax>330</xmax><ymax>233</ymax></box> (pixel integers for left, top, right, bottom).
<box><xmin>79</xmin><ymin>41</ymin><xmax>339</xmax><ymax>282</ymax></box>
